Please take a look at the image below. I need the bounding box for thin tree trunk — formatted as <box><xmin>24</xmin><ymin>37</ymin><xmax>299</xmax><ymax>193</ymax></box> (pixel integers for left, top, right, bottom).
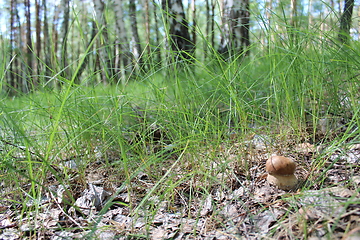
<box><xmin>308</xmin><ymin>0</ymin><xmax>313</xmax><ymax>27</ymax></box>
<box><xmin>35</xmin><ymin>0</ymin><xmax>41</xmax><ymax>87</ymax></box>
<box><xmin>204</xmin><ymin>0</ymin><xmax>215</xmax><ymax>58</ymax></box>
<box><xmin>93</xmin><ymin>0</ymin><xmax>113</xmax><ymax>83</ymax></box>
<box><xmin>191</xmin><ymin>0</ymin><xmax>196</xmax><ymax>49</ymax></box>
<box><xmin>205</xmin><ymin>0</ymin><xmax>210</xmax><ymax>58</ymax></box>
<box><xmin>210</xmin><ymin>0</ymin><xmax>215</xmax><ymax>48</ymax></box>
<box><xmin>264</xmin><ymin>0</ymin><xmax>273</xmax><ymax>49</ymax></box>
<box><xmin>152</xmin><ymin>0</ymin><xmax>161</xmax><ymax>63</ymax></box>
<box><xmin>9</xmin><ymin>0</ymin><xmax>18</xmax><ymax>94</ymax></box>
<box><xmin>290</xmin><ymin>0</ymin><xmax>297</xmax><ymax>28</ymax></box>
<box><xmin>112</xmin><ymin>0</ymin><xmax>131</xmax><ymax>83</ymax></box>
<box><xmin>218</xmin><ymin>0</ymin><xmax>250</xmax><ymax>58</ymax></box>
<box><xmin>24</xmin><ymin>0</ymin><xmax>32</xmax><ymax>92</ymax></box>
<box><xmin>144</xmin><ymin>0</ymin><xmax>151</xmax><ymax>56</ymax></box>
<box><xmin>74</xmin><ymin>21</ymin><xmax>97</xmax><ymax>81</ymax></box>
<box><xmin>162</xmin><ymin>0</ymin><xmax>194</xmax><ymax>61</ymax></box>
<box><xmin>129</xmin><ymin>0</ymin><xmax>143</xmax><ymax>71</ymax></box>
<box><xmin>52</xmin><ymin>5</ymin><xmax>60</xmax><ymax>74</ymax></box>
<box><xmin>338</xmin><ymin>0</ymin><xmax>354</xmax><ymax>43</ymax></box>
<box><xmin>338</xmin><ymin>0</ymin><xmax>343</xmax><ymax>15</ymax></box>
<box><xmin>43</xmin><ymin>0</ymin><xmax>52</xmax><ymax>80</ymax></box>
<box><xmin>59</xmin><ymin>0</ymin><xmax>70</xmax><ymax>82</ymax></box>
<box><xmin>289</xmin><ymin>0</ymin><xmax>298</xmax><ymax>43</ymax></box>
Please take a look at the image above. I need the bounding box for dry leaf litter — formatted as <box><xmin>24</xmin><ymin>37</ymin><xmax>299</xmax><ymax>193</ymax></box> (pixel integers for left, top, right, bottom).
<box><xmin>0</xmin><ymin>132</ymin><xmax>359</xmax><ymax>240</ymax></box>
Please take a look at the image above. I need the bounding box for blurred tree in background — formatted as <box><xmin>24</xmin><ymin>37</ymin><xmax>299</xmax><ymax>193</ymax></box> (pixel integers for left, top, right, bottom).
<box><xmin>218</xmin><ymin>0</ymin><xmax>250</xmax><ymax>58</ymax></box>
<box><xmin>0</xmin><ymin>0</ymin><xmax>357</xmax><ymax>94</ymax></box>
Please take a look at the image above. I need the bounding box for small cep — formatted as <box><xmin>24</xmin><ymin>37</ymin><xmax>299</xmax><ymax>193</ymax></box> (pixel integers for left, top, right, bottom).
<box><xmin>266</xmin><ymin>155</ymin><xmax>298</xmax><ymax>190</ymax></box>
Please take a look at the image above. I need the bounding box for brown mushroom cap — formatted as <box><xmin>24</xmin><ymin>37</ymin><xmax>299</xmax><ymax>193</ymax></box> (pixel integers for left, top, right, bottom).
<box><xmin>266</xmin><ymin>156</ymin><xmax>296</xmax><ymax>176</ymax></box>
<box><xmin>266</xmin><ymin>156</ymin><xmax>298</xmax><ymax>190</ymax></box>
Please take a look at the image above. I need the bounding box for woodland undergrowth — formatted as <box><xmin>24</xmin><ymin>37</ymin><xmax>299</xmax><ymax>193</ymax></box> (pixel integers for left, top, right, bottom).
<box><xmin>0</xmin><ymin>33</ymin><xmax>360</xmax><ymax>239</ymax></box>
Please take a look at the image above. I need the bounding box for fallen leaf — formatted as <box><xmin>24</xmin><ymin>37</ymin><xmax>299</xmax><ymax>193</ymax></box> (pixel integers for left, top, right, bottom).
<box><xmin>200</xmin><ymin>195</ymin><xmax>213</xmax><ymax>216</ymax></box>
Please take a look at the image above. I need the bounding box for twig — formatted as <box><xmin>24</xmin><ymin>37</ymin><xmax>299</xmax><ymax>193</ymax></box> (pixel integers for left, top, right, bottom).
<box><xmin>1</xmin><ymin>139</ymin><xmax>61</xmax><ymax>174</ymax></box>
<box><xmin>49</xmin><ymin>189</ymin><xmax>84</xmax><ymax>230</ymax></box>
<box><xmin>1</xmin><ymin>139</ymin><xmax>38</xmax><ymax>157</ymax></box>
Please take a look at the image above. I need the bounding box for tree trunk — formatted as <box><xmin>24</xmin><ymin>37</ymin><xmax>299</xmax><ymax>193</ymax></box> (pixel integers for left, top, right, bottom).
<box><xmin>34</xmin><ymin>0</ymin><xmax>41</xmax><ymax>87</ymax></box>
<box><xmin>210</xmin><ymin>0</ymin><xmax>215</xmax><ymax>48</ymax></box>
<box><xmin>129</xmin><ymin>0</ymin><xmax>143</xmax><ymax>71</ymax></box>
<box><xmin>144</xmin><ymin>0</ymin><xmax>151</xmax><ymax>56</ymax></box>
<box><xmin>93</xmin><ymin>0</ymin><xmax>113</xmax><ymax>83</ymax></box>
<box><xmin>152</xmin><ymin>0</ymin><xmax>161</xmax><ymax>63</ymax></box>
<box><xmin>162</xmin><ymin>0</ymin><xmax>194</xmax><ymax>61</ymax></box>
<box><xmin>205</xmin><ymin>0</ymin><xmax>210</xmax><ymax>58</ymax></box>
<box><xmin>52</xmin><ymin>4</ymin><xmax>60</xmax><ymax>76</ymax></box>
<box><xmin>59</xmin><ymin>0</ymin><xmax>70</xmax><ymax>82</ymax></box>
<box><xmin>43</xmin><ymin>0</ymin><xmax>52</xmax><ymax>81</ymax></box>
<box><xmin>289</xmin><ymin>0</ymin><xmax>298</xmax><ymax>43</ymax></box>
<box><xmin>205</xmin><ymin>0</ymin><xmax>215</xmax><ymax>58</ymax></box>
<box><xmin>338</xmin><ymin>0</ymin><xmax>354</xmax><ymax>43</ymax></box>
<box><xmin>264</xmin><ymin>0</ymin><xmax>273</xmax><ymax>49</ymax></box>
<box><xmin>9</xmin><ymin>0</ymin><xmax>19</xmax><ymax>94</ymax></box>
<box><xmin>308</xmin><ymin>0</ymin><xmax>313</xmax><ymax>27</ymax></box>
<box><xmin>74</xmin><ymin>20</ymin><xmax>97</xmax><ymax>81</ymax></box>
<box><xmin>290</xmin><ymin>0</ymin><xmax>297</xmax><ymax>28</ymax></box>
<box><xmin>191</xmin><ymin>0</ymin><xmax>196</xmax><ymax>49</ymax></box>
<box><xmin>24</xmin><ymin>0</ymin><xmax>32</xmax><ymax>92</ymax></box>
<box><xmin>218</xmin><ymin>0</ymin><xmax>250</xmax><ymax>58</ymax></box>
<box><xmin>112</xmin><ymin>0</ymin><xmax>131</xmax><ymax>83</ymax></box>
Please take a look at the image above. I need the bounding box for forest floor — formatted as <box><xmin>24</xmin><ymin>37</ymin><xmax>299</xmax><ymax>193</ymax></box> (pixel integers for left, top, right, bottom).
<box><xmin>0</xmin><ymin>126</ymin><xmax>359</xmax><ymax>239</ymax></box>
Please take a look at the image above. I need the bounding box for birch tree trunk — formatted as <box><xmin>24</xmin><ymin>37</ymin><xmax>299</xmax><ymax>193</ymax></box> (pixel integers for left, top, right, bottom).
<box><xmin>218</xmin><ymin>0</ymin><xmax>250</xmax><ymax>58</ymax></box>
<box><xmin>129</xmin><ymin>0</ymin><xmax>143</xmax><ymax>72</ymax></box>
<box><xmin>162</xmin><ymin>0</ymin><xmax>194</xmax><ymax>61</ymax></box>
<box><xmin>112</xmin><ymin>0</ymin><xmax>131</xmax><ymax>83</ymax></box>
<box><xmin>289</xmin><ymin>0</ymin><xmax>298</xmax><ymax>43</ymax></box>
<box><xmin>93</xmin><ymin>0</ymin><xmax>113</xmax><ymax>83</ymax></box>
<box><xmin>308</xmin><ymin>0</ymin><xmax>313</xmax><ymax>27</ymax></box>
<box><xmin>290</xmin><ymin>0</ymin><xmax>297</xmax><ymax>28</ymax></box>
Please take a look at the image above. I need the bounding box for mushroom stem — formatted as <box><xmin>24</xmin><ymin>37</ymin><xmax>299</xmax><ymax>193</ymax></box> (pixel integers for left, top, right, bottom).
<box><xmin>267</xmin><ymin>174</ymin><xmax>298</xmax><ymax>190</ymax></box>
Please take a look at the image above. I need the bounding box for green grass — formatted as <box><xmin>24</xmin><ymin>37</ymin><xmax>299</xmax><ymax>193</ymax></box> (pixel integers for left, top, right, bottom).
<box><xmin>1</xmin><ymin>27</ymin><xmax>360</xmax><ymax>239</ymax></box>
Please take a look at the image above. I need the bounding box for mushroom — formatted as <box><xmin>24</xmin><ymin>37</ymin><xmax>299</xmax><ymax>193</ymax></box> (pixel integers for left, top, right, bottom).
<box><xmin>266</xmin><ymin>155</ymin><xmax>298</xmax><ymax>190</ymax></box>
